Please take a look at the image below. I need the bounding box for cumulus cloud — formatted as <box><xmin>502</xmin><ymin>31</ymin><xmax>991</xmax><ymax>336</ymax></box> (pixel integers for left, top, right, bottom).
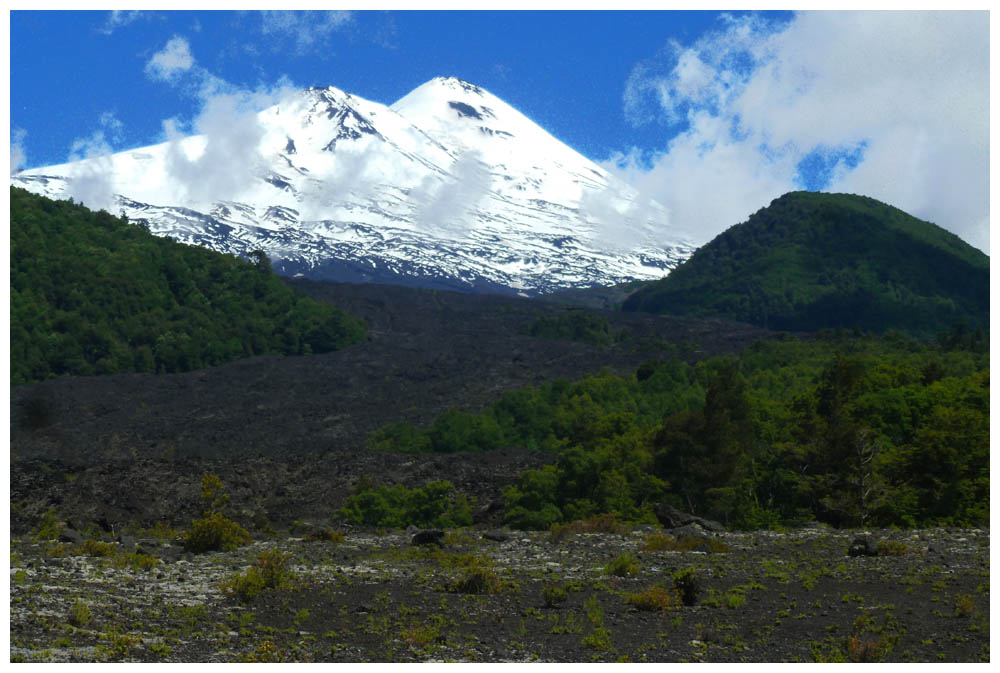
<box><xmin>145</xmin><ymin>36</ymin><xmax>195</xmax><ymax>82</ymax></box>
<box><xmin>161</xmin><ymin>80</ymin><xmax>299</xmax><ymax>206</ymax></box>
<box><xmin>11</xmin><ymin>127</ymin><xmax>27</xmax><ymax>175</ymax></box>
<box><xmin>609</xmin><ymin>11</ymin><xmax>989</xmax><ymax>253</ymax></box>
<box><xmin>260</xmin><ymin>10</ymin><xmax>353</xmax><ymax>53</ymax></box>
<box><xmin>411</xmin><ymin>151</ymin><xmax>490</xmax><ymax>238</ymax></box>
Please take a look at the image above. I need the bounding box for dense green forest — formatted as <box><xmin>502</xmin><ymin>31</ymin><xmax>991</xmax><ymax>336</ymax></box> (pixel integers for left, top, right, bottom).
<box><xmin>367</xmin><ymin>329</ymin><xmax>988</xmax><ymax>530</ymax></box>
<box><xmin>623</xmin><ymin>192</ymin><xmax>989</xmax><ymax>338</ymax></box>
<box><xmin>10</xmin><ymin>187</ymin><xmax>366</xmax><ymax>384</ymax></box>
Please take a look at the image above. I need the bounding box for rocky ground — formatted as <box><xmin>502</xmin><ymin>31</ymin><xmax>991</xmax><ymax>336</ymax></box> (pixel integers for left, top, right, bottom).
<box><xmin>10</xmin><ymin>522</ymin><xmax>989</xmax><ymax>663</ymax></box>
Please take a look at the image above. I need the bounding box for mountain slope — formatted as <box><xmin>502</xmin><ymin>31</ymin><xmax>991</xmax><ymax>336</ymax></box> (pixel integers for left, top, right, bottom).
<box><xmin>12</xmin><ymin>77</ymin><xmax>693</xmax><ymax>295</ymax></box>
<box><xmin>10</xmin><ymin>187</ymin><xmax>365</xmax><ymax>385</ymax></box>
<box><xmin>622</xmin><ymin>191</ymin><xmax>989</xmax><ymax>337</ymax></box>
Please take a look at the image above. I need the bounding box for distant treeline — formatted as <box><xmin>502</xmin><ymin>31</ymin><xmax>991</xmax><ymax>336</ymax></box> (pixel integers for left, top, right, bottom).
<box><xmin>10</xmin><ymin>187</ymin><xmax>366</xmax><ymax>385</ymax></box>
<box><xmin>369</xmin><ymin>329</ymin><xmax>988</xmax><ymax>530</ymax></box>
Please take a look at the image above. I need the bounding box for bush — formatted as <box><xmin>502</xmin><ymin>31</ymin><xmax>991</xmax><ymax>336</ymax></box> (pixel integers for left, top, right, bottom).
<box><xmin>223</xmin><ymin>550</ymin><xmax>298</xmax><ymax>602</ymax></box>
<box><xmin>69</xmin><ymin>599</ymin><xmax>92</xmax><ymax>627</ymax></box>
<box><xmin>672</xmin><ymin>567</ymin><xmax>701</xmax><ymax>606</ymax></box>
<box><xmin>339</xmin><ymin>480</ymin><xmax>473</xmax><ymax>529</ymax></box>
<box><xmin>304</xmin><ymin>528</ymin><xmax>345</xmax><ymax>543</ymax></box>
<box><xmin>35</xmin><ymin>509</ymin><xmax>63</xmax><ymax>540</ymax></box>
<box><xmin>603</xmin><ymin>552</ymin><xmax>640</xmax><ymax>577</ymax></box>
<box><xmin>626</xmin><ymin>586</ymin><xmax>674</xmax><ymax>612</ymax></box>
<box><xmin>78</xmin><ymin>539</ymin><xmax>117</xmax><ymax>557</ymax></box>
<box><xmin>542</xmin><ymin>584</ymin><xmax>569</xmax><ymax>608</ymax></box>
<box><xmin>183</xmin><ymin>512</ymin><xmax>251</xmax><ymax>553</ymax></box>
<box><xmin>450</xmin><ymin>564</ymin><xmax>501</xmax><ymax>595</ymax></box>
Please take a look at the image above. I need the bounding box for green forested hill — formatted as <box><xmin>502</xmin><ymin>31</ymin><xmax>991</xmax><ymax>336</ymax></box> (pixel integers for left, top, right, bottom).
<box><xmin>10</xmin><ymin>187</ymin><xmax>365</xmax><ymax>384</ymax></box>
<box><xmin>622</xmin><ymin>192</ymin><xmax>989</xmax><ymax>337</ymax></box>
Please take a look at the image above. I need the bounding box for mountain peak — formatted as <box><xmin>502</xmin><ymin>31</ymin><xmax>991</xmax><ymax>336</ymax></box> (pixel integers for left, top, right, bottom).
<box><xmin>12</xmin><ymin>77</ymin><xmax>692</xmax><ymax>296</ymax></box>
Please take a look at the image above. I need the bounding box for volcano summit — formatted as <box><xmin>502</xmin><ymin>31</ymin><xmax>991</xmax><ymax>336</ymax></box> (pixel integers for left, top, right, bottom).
<box><xmin>13</xmin><ymin>77</ymin><xmax>693</xmax><ymax>295</ymax></box>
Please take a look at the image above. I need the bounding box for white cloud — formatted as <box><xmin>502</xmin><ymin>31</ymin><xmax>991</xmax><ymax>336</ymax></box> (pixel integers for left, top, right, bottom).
<box><xmin>260</xmin><ymin>10</ymin><xmax>353</xmax><ymax>53</ymax></box>
<box><xmin>98</xmin><ymin>10</ymin><xmax>144</xmax><ymax>35</ymax></box>
<box><xmin>411</xmin><ymin>150</ymin><xmax>490</xmax><ymax>238</ymax></box>
<box><xmin>610</xmin><ymin>11</ymin><xmax>989</xmax><ymax>253</ymax></box>
<box><xmin>161</xmin><ymin>80</ymin><xmax>300</xmax><ymax>206</ymax></box>
<box><xmin>145</xmin><ymin>36</ymin><xmax>195</xmax><ymax>82</ymax></box>
<box><xmin>63</xmin><ymin>131</ymin><xmax>116</xmax><ymax>211</ymax></box>
<box><xmin>11</xmin><ymin>127</ymin><xmax>27</xmax><ymax>175</ymax></box>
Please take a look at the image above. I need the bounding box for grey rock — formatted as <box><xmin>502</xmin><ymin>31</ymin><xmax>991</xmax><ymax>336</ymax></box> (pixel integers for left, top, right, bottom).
<box><xmin>847</xmin><ymin>535</ymin><xmax>879</xmax><ymax>557</ymax></box>
<box><xmin>59</xmin><ymin>528</ymin><xmax>84</xmax><ymax>545</ymax></box>
<box><xmin>411</xmin><ymin>529</ymin><xmax>445</xmax><ymax>546</ymax></box>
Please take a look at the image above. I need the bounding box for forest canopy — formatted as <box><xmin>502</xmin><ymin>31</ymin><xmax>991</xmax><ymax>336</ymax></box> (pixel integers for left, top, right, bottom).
<box><xmin>10</xmin><ymin>187</ymin><xmax>366</xmax><ymax>385</ymax></box>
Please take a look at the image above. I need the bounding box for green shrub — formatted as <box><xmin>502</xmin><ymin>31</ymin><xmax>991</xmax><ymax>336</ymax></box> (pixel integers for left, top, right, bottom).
<box><xmin>182</xmin><ymin>512</ymin><xmax>251</xmax><ymax>553</ymax></box>
<box><xmin>339</xmin><ymin>480</ymin><xmax>473</xmax><ymax>529</ymax></box>
<box><xmin>69</xmin><ymin>599</ymin><xmax>92</xmax><ymax>627</ymax></box>
<box><xmin>550</xmin><ymin>514</ymin><xmax>631</xmax><ymax>541</ymax></box>
<box><xmin>878</xmin><ymin>540</ymin><xmax>910</xmax><ymax>556</ymax></box>
<box><xmin>35</xmin><ymin>509</ymin><xmax>63</xmax><ymax>540</ymax></box>
<box><xmin>626</xmin><ymin>586</ymin><xmax>674</xmax><ymax>612</ymax></box>
<box><xmin>672</xmin><ymin>567</ymin><xmax>701</xmax><ymax>606</ymax></box>
<box><xmin>603</xmin><ymin>552</ymin><xmax>640</xmax><ymax>577</ymax></box>
<box><xmin>542</xmin><ymin>584</ymin><xmax>569</xmax><ymax>608</ymax></box>
<box><xmin>223</xmin><ymin>550</ymin><xmax>298</xmax><ymax>602</ymax></box>
<box><xmin>78</xmin><ymin>539</ymin><xmax>117</xmax><ymax>557</ymax></box>
<box><xmin>450</xmin><ymin>564</ymin><xmax>501</xmax><ymax>595</ymax></box>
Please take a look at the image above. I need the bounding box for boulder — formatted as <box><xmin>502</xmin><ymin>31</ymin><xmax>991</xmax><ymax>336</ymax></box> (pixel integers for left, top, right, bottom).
<box><xmin>58</xmin><ymin>528</ymin><xmax>84</xmax><ymax>545</ymax></box>
<box><xmin>411</xmin><ymin>529</ymin><xmax>445</xmax><ymax>547</ymax></box>
<box><xmin>847</xmin><ymin>535</ymin><xmax>879</xmax><ymax>557</ymax></box>
<box><xmin>653</xmin><ymin>503</ymin><xmax>726</xmax><ymax>533</ymax></box>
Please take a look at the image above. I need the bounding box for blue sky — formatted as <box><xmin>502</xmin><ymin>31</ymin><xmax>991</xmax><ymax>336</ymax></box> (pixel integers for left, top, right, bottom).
<box><xmin>8</xmin><ymin>9</ymin><xmax>990</xmax><ymax>251</ymax></box>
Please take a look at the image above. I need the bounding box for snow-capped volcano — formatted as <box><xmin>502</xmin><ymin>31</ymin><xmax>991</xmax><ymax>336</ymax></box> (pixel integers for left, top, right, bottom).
<box><xmin>12</xmin><ymin>76</ymin><xmax>693</xmax><ymax>295</ymax></box>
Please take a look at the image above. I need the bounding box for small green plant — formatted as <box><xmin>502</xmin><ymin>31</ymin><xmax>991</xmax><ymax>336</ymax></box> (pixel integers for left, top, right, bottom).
<box><xmin>222</xmin><ymin>549</ymin><xmax>298</xmax><ymax>602</ymax></box>
<box><xmin>182</xmin><ymin>512</ymin><xmax>251</xmax><ymax>553</ymax></box>
<box><xmin>582</xmin><ymin>626</ymin><xmax>613</xmax><ymax>651</ymax></box>
<box><xmin>542</xmin><ymin>584</ymin><xmax>569</xmax><ymax>608</ymax></box>
<box><xmin>626</xmin><ymin>586</ymin><xmax>674</xmax><ymax>612</ymax></box>
<box><xmin>604</xmin><ymin>552</ymin><xmax>640</xmax><ymax>577</ymax></box>
<box><xmin>69</xmin><ymin>599</ymin><xmax>92</xmax><ymax>627</ymax></box>
<box><xmin>672</xmin><ymin>567</ymin><xmax>701</xmax><ymax>606</ymax></box>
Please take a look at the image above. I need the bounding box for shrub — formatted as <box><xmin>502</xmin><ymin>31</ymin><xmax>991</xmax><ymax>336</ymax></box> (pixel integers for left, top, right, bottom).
<box><xmin>542</xmin><ymin>584</ymin><xmax>569</xmax><ymax>608</ymax></box>
<box><xmin>626</xmin><ymin>586</ymin><xmax>674</xmax><ymax>612</ymax></box>
<box><xmin>450</xmin><ymin>564</ymin><xmax>501</xmax><ymax>595</ymax></box>
<box><xmin>183</xmin><ymin>512</ymin><xmax>251</xmax><ymax>553</ymax></box>
<box><xmin>223</xmin><ymin>550</ymin><xmax>298</xmax><ymax>602</ymax></box>
<box><xmin>672</xmin><ymin>567</ymin><xmax>701</xmax><ymax>606</ymax></box>
<box><xmin>35</xmin><ymin>509</ymin><xmax>63</xmax><ymax>540</ymax></box>
<box><xmin>69</xmin><ymin>599</ymin><xmax>92</xmax><ymax>627</ymax></box>
<box><xmin>603</xmin><ymin>552</ymin><xmax>640</xmax><ymax>577</ymax></box>
<box><xmin>304</xmin><ymin>528</ymin><xmax>345</xmax><ymax>543</ymax></box>
<box><xmin>339</xmin><ymin>480</ymin><xmax>473</xmax><ymax>529</ymax></box>
<box><xmin>878</xmin><ymin>540</ymin><xmax>910</xmax><ymax>556</ymax></box>
<box><xmin>954</xmin><ymin>595</ymin><xmax>976</xmax><ymax>617</ymax></box>
<box><xmin>78</xmin><ymin>539</ymin><xmax>117</xmax><ymax>557</ymax></box>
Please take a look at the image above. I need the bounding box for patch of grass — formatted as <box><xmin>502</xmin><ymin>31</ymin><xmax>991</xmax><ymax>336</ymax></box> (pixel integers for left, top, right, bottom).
<box><xmin>550</xmin><ymin>514</ymin><xmax>631</xmax><ymax>541</ymax></box>
<box><xmin>604</xmin><ymin>552</ymin><xmax>640</xmax><ymax>577</ymax></box>
<box><xmin>954</xmin><ymin>595</ymin><xmax>976</xmax><ymax>617</ymax></box>
<box><xmin>222</xmin><ymin>549</ymin><xmax>299</xmax><ymax>603</ymax></box>
<box><xmin>304</xmin><ymin>528</ymin><xmax>345</xmax><ymax>543</ymax></box>
<box><xmin>878</xmin><ymin>540</ymin><xmax>910</xmax><ymax>556</ymax></box>
<box><xmin>626</xmin><ymin>586</ymin><xmax>674</xmax><ymax>612</ymax></box>
<box><xmin>78</xmin><ymin>539</ymin><xmax>117</xmax><ymax>557</ymax></box>
<box><xmin>641</xmin><ymin>532</ymin><xmax>731</xmax><ymax>553</ymax></box>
